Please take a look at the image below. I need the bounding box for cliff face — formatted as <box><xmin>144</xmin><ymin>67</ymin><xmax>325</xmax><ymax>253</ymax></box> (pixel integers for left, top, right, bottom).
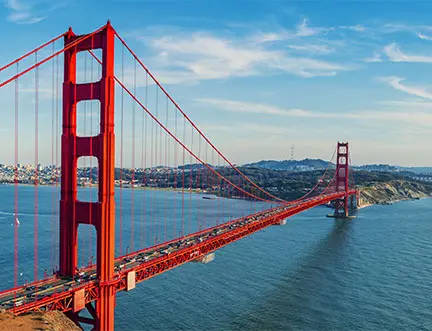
<box><xmin>359</xmin><ymin>180</ymin><xmax>432</xmax><ymax>205</ymax></box>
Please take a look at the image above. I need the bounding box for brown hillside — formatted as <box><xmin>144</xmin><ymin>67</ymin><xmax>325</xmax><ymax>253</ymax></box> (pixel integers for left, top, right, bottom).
<box><xmin>0</xmin><ymin>311</ymin><xmax>80</xmax><ymax>331</ymax></box>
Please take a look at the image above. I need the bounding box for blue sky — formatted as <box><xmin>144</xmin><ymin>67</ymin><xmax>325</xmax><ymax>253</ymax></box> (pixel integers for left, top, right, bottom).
<box><xmin>1</xmin><ymin>0</ymin><xmax>432</xmax><ymax>166</ymax></box>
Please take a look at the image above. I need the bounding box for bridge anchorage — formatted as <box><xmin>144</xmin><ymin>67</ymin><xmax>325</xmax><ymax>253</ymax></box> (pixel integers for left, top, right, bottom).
<box><xmin>0</xmin><ymin>21</ymin><xmax>359</xmax><ymax>331</ymax></box>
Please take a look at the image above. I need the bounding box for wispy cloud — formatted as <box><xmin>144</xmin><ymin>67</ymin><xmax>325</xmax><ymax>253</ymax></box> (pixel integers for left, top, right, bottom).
<box><xmin>364</xmin><ymin>52</ymin><xmax>382</xmax><ymax>63</ymax></box>
<box><xmin>4</xmin><ymin>0</ymin><xmax>46</xmax><ymax>24</ymax></box>
<box><xmin>418</xmin><ymin>32</ymin><xmax>432</xmax><ymax>41</ymax></box>
<box><xmin>200</xmin><ymin>122</ymin><xmax>298</xmax><ymax>136</ymax></box>
<box><xmin>125</xmin><ymin>17</ymin><xmax>382</xmax><ymax>84</ymax></box>
<box><xmin>287</xmin><ymin>44</ymin><xmax>335</xmax><ymax>55</ymax></box>
<box><xmin>350</xmin><ymin>109</ymin><xmax>432</xmax><ymax>126</ymax></box>
<box><xmin>250</xmin><ymin>19</ymin><xmax>364</xmax><ymax>44</ymax></box>
<box><xmin>381</xmin><ymin>23</ymin><xmax>432</xmax><ymax>35</ymax></box>
<box><xmin>340</xmin><ymin>24</ymin><xmax>365</xmax><ymax>32</ymax></box>
<box><xmin>196</xmin><ymin>97</ymin><xmax>432</xmax><ymax>128</ymax></box>
<box><xmin>250</xmin><ymin>18</ymin><xmax>326</xmax><ymax>43</ymax></box>
<box><xmin>196</xmin><ymin>98</ymin><xmax>326</xmax><ymax>118</ymax></box>
<box><xmin>379</xmin><ymin>76</ymin><xmax>432</xmax><ymax>99</ymax></box>
<box><xmin>380</xmin><ymin>99</ymin><xmax>432</xmax><ymax>110</ymax></box>
<box><xmin>3</xmin><ymin>0</ymin><xmax>66</xmax><ymax>24</ymax></box>
<box><xmin>296</xmin><ymin>18</ymin><xmax>326</xmax><ymax>37</ymax></box>
<box><xmin>133</xmin><ymin>28</ymin><xmax>352</xmax><ymax>84</ymax></box>
<box><xmin>384</xmin><ymin>43</ymin><xmax>432</xmax><ymax>62</ymax></box>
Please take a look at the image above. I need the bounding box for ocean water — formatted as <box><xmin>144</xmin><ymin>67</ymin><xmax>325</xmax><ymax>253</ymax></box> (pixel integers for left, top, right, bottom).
<box><xmin>0</xmin><ymin>185</ymin><xmax>431</xmax><ymax>330</ymax></box>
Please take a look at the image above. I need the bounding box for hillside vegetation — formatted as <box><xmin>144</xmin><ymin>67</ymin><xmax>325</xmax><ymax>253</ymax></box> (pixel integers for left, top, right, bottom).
<box><xmin>112</xmin><ymin>165</ymin><xmax>432</xmax><ymax>203</ymax></box>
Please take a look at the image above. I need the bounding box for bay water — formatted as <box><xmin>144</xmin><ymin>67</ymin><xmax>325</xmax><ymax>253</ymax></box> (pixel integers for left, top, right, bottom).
<box><xmin>0</xmin><ymin>185</ymin><xmax>431</xmax><ymax>330</ymax></box>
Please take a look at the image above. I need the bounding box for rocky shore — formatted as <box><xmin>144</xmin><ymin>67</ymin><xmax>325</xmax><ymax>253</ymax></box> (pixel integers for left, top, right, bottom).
<box><xmin>359</xmin><ymin>180</ymin><xmax>432</xmax><ymax>206</ymax></box>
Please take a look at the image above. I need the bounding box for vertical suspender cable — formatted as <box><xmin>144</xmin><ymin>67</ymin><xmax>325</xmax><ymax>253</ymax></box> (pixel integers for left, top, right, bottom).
<box><xmin>34</xmin><ymin>51</ymin><xmax>39</xmax><ymax>281</ymax></box>
<box><xmin>131</xmin><ymin>59</ymin><xmax>136</xmax><ymax>252</ymax></box>
<box><xmin>211</xmin><ymin>148</ymin><xmax>215</xmax><ymax>227</ymax></box>
<box><xmin>51</xmin><ymin>43</ymin><xmax>56</xmax><ymax>273</ymax></box>
<box><xmin>55</xmin><ymin>55</ymin><xmax>60</xmax><ymax>272</ymax></box>
<box><xmin>14</xmin><ymin>62</ymin><xmax>19</xmax><ymax>290</ymax></box>
<box><xmin>204</xmin><ymin>142</ymin><xmax>208</xmax><ymax>229</ymax></box>
<box><xmin>119</xmin><ymin>45</ymin><xmax>124</xmax><ymax>256</ymax></box>
<box><xmin>164</xmin><ymin>97</ymin><xmax>169</xmax><ymax>241</ymax></box>
<box><xmin>181</xmin><ymin>117</ymin><xmax>185</xmax><ymax>237</ymax></box>
<box><xmin>217</xmin><ymin>154</ymin><xmax>221</xmax><ymax>225</ymax></box>
<box><xmin>159</xmin><ymin>93</ymin><xmax>164</xmax><ymax>242</ymax></box>
<box><xmin>140</xmin><ymin>71</ymin><xmax>145</xmax><ymax>249</ymax></box>
<box><xmin>189</xmin><ymin>127</ymin><xmax>193</xmax><ymax>234</ymax></box>
<box><xmin>73</xmin><ymin>45</ymin><xmax>78</xmax><ymax>274</ymax></box>
<box><xmin>173</xmin><ymin>108</ymin><xmax>178</xmax><ymax>238</ymax></box>
<box><xmin>197</xmin><ymin>137</ymin><xmax>201</xmax><ymax>231</ymax></box>
<box><xmin>83</xmin><ymin>51</ymin><xmax>89</xmax><ymax>265</ymax></box>
<box><xmin>154</xmin><ymin>88</ymin><xmax>159</xmax><ymax>244</ymax></box>
<box><xmin>150</xmin><ymin>82</ymin><xmax>154</xmax><ymax>245</ymax></box>
<box><xmin>144</xmin><ymin>72</ymin><xmax>148</xmax><ymax>247</ymax></box>
<box><xmin>89</xmin><ymin>35</ymin><xmax>95</xmax><ymax>266</ymax></box>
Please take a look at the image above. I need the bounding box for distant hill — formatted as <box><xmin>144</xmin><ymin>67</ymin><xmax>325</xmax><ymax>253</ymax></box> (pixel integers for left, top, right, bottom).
<box><xmin>244</xmin><ymin>159</ymin><xmax>432</xmax><ymax>174</ymax></box>
<box><xmin>244</xmin><ymin>159</ymin><xmax>333</xmax><ymax>171</ymax></box>
<box><xmin>353</xmin><ymin>164</ymin><xmax>399</xmax><ymax>172</ymax></box>
<box><xmin>397</xmin><ymin>166</ymin><xmax>432</xmax><ymax>174</ymax></box>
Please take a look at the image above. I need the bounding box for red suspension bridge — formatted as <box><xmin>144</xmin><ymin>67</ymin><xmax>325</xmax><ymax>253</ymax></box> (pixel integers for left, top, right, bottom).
<box><xmin>0</xmin><ymin>22</ymin><xmax>358</xmax><ymax>330</ymax></box>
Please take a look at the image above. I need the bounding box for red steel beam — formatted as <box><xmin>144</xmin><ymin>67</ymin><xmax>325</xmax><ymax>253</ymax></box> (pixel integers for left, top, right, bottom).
<box><xmin>8</xmin><ymin>191</ymin><xmax>356</xmax><ymax>316</ymax></box>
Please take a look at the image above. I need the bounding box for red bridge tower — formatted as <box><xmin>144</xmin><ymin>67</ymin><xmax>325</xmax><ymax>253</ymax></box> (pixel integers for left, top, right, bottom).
<box><xmin>334</xmin><ymin>142</ymin><xmax>350</xmax><ymax>217</ymax></box>
<box><xmin>60</xmin><ymin>23</ymin><xmax>116</xmax><ymax>330</ymax></box>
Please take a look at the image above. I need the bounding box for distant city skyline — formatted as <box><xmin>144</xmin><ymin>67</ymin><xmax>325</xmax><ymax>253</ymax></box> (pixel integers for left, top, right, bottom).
<box><xmin>1</xmin><ymin>1</ymin><xmax>432</xmax><ymax>166</ymax></box>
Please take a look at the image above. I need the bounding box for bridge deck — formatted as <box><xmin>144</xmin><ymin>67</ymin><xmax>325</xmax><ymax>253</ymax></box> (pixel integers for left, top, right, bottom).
<box><xmin>0</xmin><ymin>191</ymin><xmax>355</xmax><ymax>315</ymax></box>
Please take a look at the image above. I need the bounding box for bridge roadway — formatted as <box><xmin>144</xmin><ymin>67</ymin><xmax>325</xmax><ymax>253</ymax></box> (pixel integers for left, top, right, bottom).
<box><xmin>0</xmin><ymin>191</ymin><xmax>355</xmax><ymax>315</ymax></box>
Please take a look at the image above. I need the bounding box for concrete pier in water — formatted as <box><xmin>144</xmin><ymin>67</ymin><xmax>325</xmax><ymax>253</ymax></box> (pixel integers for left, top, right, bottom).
<box><xmin>193</xmin><ymin>253</ymin><xmax>216</xmax><ymax>264</ymax></box>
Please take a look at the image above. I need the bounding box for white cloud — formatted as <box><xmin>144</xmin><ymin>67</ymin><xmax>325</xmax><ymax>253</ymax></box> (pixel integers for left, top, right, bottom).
<box><xmin>200</xmin><ymin>122</ymin><xmax>297</xmax><ymax>136</ymax></box>
<box><xmin>364</xmin><ymin>52</ymin><xmax>382</xmax><ymax>63</ymax></box>
<box><xmin>340</xmin><ymin>24</ymin><xmax>365</xmax><ymax>32</ymax></box>
<box><xmin>134</xmin><ymin>31</ymin><xmax>351</xmax><ymax>84</ymax></box>
<box><xmin>380</xmin><ymin>99</ymin><xmax>432</xmax><ymax>110</ymax></box>
<box><xmin>384</xmin><ymin>43</ymin><xmax>432</xmax><ymax>62</ymax></box>
<box><xmin>4</xmin><ymin>0</ymin><xmax>45</xmax><ymax>24</ymax></box>
<box><xmin>379</xmin><ymin>76</ymin><xmax>432</xmax><ymax>99</ymax></box>
<box><xmin>348</xmin><ymin>109</ymin><xmax>432</xmax><ymax>127</ymax></box>
<box><xmin>287</xmin><ymin>44</ymin><xmax>335</xmax><ymax>55</ymax></box>
<box><xmin>250</xmin><ymin>18</ymin><xmax>327</xmax><ymax>43</ymax></box>
<box><xmin>269</xmin><ymin>56</ymin><xmax>348</xmax><ymax>77</ymax></box>
<box><xmin>380</xmin><ymin>23</ymin><xmax>432</xmax><ymax>35</ymax></box>
<box><xmin>126</xmin><ymin>17</ymin><xmax>374</xmax><ymax>84</ymax></box>
<box><xmin>250</xmin><ymin>19</ymin><xmax>365</xmax><ymax>45</ymax></box>
<box><xmin>252</xmin><ymin>32</ymin><xmax>284</xmax><ymax>44</ymax></box>
<box><xmin>418</xmin><ymin>32</ymin><xmax>432</xmax><ymax>41</ymax></box>
<box><xmin>196</xmin><ymin>98</ymin><xmax>325</xmax><ymax>118</ymax></box>
<box><xmin>190</xmin><ymin>96</ymin><xmax>432</xmax><ymax>165</ymax></box>
<box><xmin>296</xmin><ymin>18</ymin><xmax>326</xmax><ymax>37</ymax></box>
<box><xmin>196</xmin><ymin>97</ymin><xmax>432</xmax><ymax>128</ymax></box>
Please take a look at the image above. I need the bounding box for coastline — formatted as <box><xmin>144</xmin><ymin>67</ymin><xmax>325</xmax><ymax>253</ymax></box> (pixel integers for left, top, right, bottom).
<box><xmin>358</xmin><ymin>203</ymin><xmax>372</xmax><ymax>209</ymax></box>
<box><xmin>358</xmin><ymin>195</ymin><xmax>432</xmax><ymax>209</ymax></box>
<box><xmin>3</xmin><ymin>181</ymin><xmax>431</xmax><ymax>209</ymax></box>
<box><xmin>1</xmin><ymin>183</ymin><xmax>209</xmax><ymax>193</ymax></box>
<box><xmin>0</xmin><ymin>183</ymin><xmax>223</xmax><ymax>198</ymax></box>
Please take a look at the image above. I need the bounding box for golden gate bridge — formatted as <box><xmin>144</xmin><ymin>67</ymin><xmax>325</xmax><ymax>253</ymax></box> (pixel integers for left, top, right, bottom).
<box><xmin>0</xmin><ymin>22</ymin><xmax>358</xmax><ymax>330</ymax></box>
